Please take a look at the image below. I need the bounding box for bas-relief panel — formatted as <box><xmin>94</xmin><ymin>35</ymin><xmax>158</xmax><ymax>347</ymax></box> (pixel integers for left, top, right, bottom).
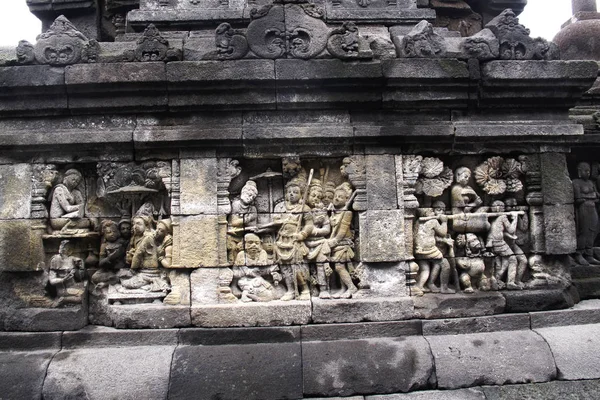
<box><xmin>4</xmin><ymin>151</ymin><xmax>573</xmax><ymax>327</ymax></box>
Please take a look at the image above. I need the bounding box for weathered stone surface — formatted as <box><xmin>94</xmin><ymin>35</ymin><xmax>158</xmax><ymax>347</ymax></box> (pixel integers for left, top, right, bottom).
<box><xmin>110</xmin><ymin>305</ymin><xmax>191</xmax><ymax>329</ymax></box>
<box><xmin>173</xmin><ymin>215</ymin><xmax>220</xmax><ymax>268</ymax></box>
<box><xmin>180</xmin><ymin>326</ymin><xmax>300</xmax><ymax>345</ymax></box>
<box><xmin>427</xmin><ymin>330</ymin><xmax>556</xmax><ymax>389</ymax></box>
<box><xmin>382</xmin><ymin>59</ymin><xmax>469</xmax><ymax>79</ymax></box>
<box><xmin>311</xmin><ymin>297</ymin><xmax>414</xmax><ymax>324</ymax></box>
<box><xmin>179</xmin><ymin>158</ymin><xmax>218</xmax><ymax>215</ymax></box>
<box><xmin>0</xmin><ymin>164</ymin><xmax>31</xmax><ymax>219</ymax></box>
<box><xmin>502</xmin><ymin>288</ymin><xmax>576</xmax><ymax>313</ymax></box>
<box><xmin>43</xmin><ymin>346</ymin><xmax>175</xmax><ymax>400</ymax></box>
<box><xmin>0</xmin><ymin>331</ymin><xmax>61</xmax><ymax>350</ymax></box>
<box><xmin>62</xmin><ymin>326</ymin><xmax>178</xmax><ymax>348</ymax></box>
<box><xmin>573</xmin><ymin>277</ymin><xmax>600</xmax><ymax>299</ymax></box>
<box><xmin>365</xmin><ymin>262</ymin><xmax>409</xmax><ymax>297</ymax></box>
<box><xmin>0</xmin><ymin>350</ymin><xmax>58</xmax><ymax>400</ymax></box>
<box><xmin>191</xmin><ymin>301</ymin><xmax>311</xmax><ymax>327</ymax></box>
<box><xmin>302</xmin><ymin>320</ymin><xmax>422</xmax><ymax>342</ymax></box>
<box><xmin>366</xmin><ymin>154</ymin><xmax>398</xmax><ymax>210</ymax></box>
<box><xmin>303</xmin><ymin>336</ymin><xmax>435</xmax><ymax>397</ymax></box>
<box><xmin>0</xmin><ymin>220</ymin><xmax>45</xmax><ymax>272</ymax></box>
<box><xmin>540</xmin><ymin>152</ymin><xmax>574</xmax><ymax>205</ymax></box>
<box><xmin>482</xmin><ymin>379</ymin><xmax>600</xmax><ymax>400</ymax></box>
<box><xmin>2</xmin><ymin>305</ymin><xmax>87</xmax><ymax>332</ymax></box>
<box><xmin>359</xmin><ymin>210</ymin><xmax>405</xmax><ymax>262</ymax></box>
<box><xmin>190</xmin><ymin>267</ymin><xmax>222</xmax><ymax>305</ymax></box>
<box><xmin>367</xmin><ymin>388</ymin><xmax>486</xmax><ymax>399</ymax></box>
<box><xmin>534</xmin><ymin>323</ymin><xmax>600</xmax><ymax>380</ymax></box>
<box><xmin>543</xmin><ymin>204</ymin><xmax>577</xmax><ymax>255</ymax></box>
<box><xmin>169</xmin><ymin>338</ymin><xmax>302</xmax><ymax>400</ymax></box>
<box><xmin>422</xmin><ymin>314</ymin><xmax>530</xmax><ymax>336</ymax></box>
<box><xmin>276</xmin><ymin>59</ymin><xmax>382</xmax><ymax>81</ymax></box>
<box><xmin>413</xmin><ymin>292</ymin><xmax>505</xmax><ymax>319</ymax></box>
<box><xmin>530</xmin><ymin>299</ymin><xmax>600</xmax><ymax>328</ymax></box>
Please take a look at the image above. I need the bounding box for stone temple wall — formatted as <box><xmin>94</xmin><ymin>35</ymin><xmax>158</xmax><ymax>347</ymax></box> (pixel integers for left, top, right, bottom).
<box><xmin>1</xmin><ymin>0</ymin><xmax>600</xmax><ymax>397</ymax></box>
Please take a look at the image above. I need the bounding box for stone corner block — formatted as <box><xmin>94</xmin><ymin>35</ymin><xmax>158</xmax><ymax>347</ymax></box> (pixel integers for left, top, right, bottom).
<box><xmin>366</xmin><ymin>154</ymin><xmax>398</xmax><ymax>210</ymax></box>
<box><xmin>540</xmin><ymin>152</ymin><xmax>574</xmax><ymax>205</ymax></box>
<box><xmin>543</xmin><ymin>204</ymin><xmax>576</xmax><ymax>255</ymax></box>
<box><xmin>0</xmin><ymin>219</ymin><xmax>45</xmax><ymax>272</ymax></box>
<box><xmin>173</xmin><ymin>215</ymin><xmax>220</xmax><ymax>268</ymax></box>
<box><xmin>0</xmin><ymin>163</ymin><xmax>32</xmax><ymax>219</ymax></box>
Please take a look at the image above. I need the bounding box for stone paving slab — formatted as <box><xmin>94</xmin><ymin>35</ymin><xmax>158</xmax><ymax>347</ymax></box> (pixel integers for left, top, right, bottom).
<box><xmin>302</xmin><ymin>336</ymin><xmax>435</xmax><ymax>397</ymax></box>
<box><xmin>534</xmin><ymin>323</ymin><xmax>600</xmax><ymax>380</ymax></box>
<box><xmin>0</xmin><ymin>350</ymin><xmax>58</xmax><ymax>400</ymax></box>
<box><xmin>42</xmin><ymin>346</ymin><xmax>175</xmax><ymax>400</ymax></box>
<box><xmin>425</xmin><ymin>330</ymin><xmax>556</xmax><ymax>389</ymax></box>
<box><xmin>168</xmin><ymin>341</ymin><xmax>303</xmax><ymax>400</ymax></box>
<box><xmin>367</xmin><ymin>388</ymin><xmax>486</xmax><ymax>399</ymax></box>
<box><xmin>530</xmin><ymin>299</ymin><xmax>600</xmax><ymax>328</ymax></box>
<box><xmin>481</xmin><ymin>379</ymin><xmax>600</xmax><ymax>400</ymax></box>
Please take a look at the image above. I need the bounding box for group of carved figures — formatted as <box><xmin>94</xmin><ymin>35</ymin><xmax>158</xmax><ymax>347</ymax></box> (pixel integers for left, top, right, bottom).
<box><xmin>224</xmin><ymin>160</ymin><xmax>363</xmax><ymax>302</ymax></box>
<box><xmin>572</xmin><ymin>161</ymin><xmax>600</xmax><ymax>266</ymax></box>
<box><xmin>45</xmin><ymin>167</ymin><xmax>173</xmax><ymax>305</ymax></box>
<box><xmin>411</xmin><ymin>166</ymin><xmax>531</xmax><ymax>296</ymax></box>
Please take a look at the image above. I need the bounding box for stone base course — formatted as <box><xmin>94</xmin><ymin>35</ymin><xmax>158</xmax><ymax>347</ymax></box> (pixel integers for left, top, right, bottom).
<box><xmin>1</xmin><ymin>300</ymin><xmax>600</xmax><ymax>399</ymax></box>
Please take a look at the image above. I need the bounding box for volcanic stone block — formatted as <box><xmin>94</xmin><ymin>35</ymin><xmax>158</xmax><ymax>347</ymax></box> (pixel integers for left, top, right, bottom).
<box><xmin>481</xmin><ymin>379</ymin><xmax>600</xmax><ymax>400</ymax></box>
<box><xmin>191</xmin><ymin>301</ymin><xmax>311</xmax><ymax>327</ymax></box>
<box><xmin>173</xmin><ymin>215</ymin><xmax>220</xmax><ymax>268</ymax></box>
<box><xmin>303</xmin><ymin>336</ymin><xmax>435</xmax><ymax>397</ymax></box>
<box><xmin>169</xmin><ymin>331</ymin><xmax>302</xmax><ymax>400</ymax></box>
<box><xmin>534</xmin><ymin>323</ymin><xmax>600</xmax><ymax>380</ymax></box>
<box><xmin>311</xmin><ymin>297</ymin><xmax>414</xmax><ymax>324</ymax></box>
<box><xmin>190</xmin><ymin>267</ymin><xmax>222</xmax><ymax>305</ymax></box>
<box><xmin>2</xmin><ymin>305</ymin><xmax>88</xmax><ymax>332</ymax></box>
<box><xmin>422</xmin><ymin>313</ymin><xmax>530</xmax><ymax>336</ymax></box>
<box><xmin>543</xmin><ymin>204</ymin><xmax>577</xmax><ymax>255</ymax></box>
<box><xmin>530</xmin><ymin>299</ymin><xmax>600</xmax><ymax>328</ymax></box>
<box><xmin>359</xmin><ymin>210</ymin><xmax>405</xmax><ymax>262</ymax></box>
<box><xmin>366</xmin><ymin>154</ymin><xmax>398</xmax><ymax>210</ymax></box>
<box><xmin>367</xmin><ymin>388</ymin><xmax>486</xmax><ymax>399</ymax></box>
<box><xmin>502</xmin><ymin>288</ymin><xmax>576</xmax><ymax>313</ymax></box>
<box><xmin>0</xmin><ymin>350</ymin><xmax>58</xmax><ymax>400</ymax></box>
<box><xmin>179</xmin><ymin>158</ymin><xmax>218</xmax><ymax>215</ymax></box>
<box><xmin>62</xmin><ymin>326</ymin><xmax>178</xmax><ymax>348</ymax></box>
<box><xmin>43</xmin><ymin>346</ymin><xmax>175</xmax><ymax>400</ymax></box>
<box><xmin>0</xmin><ymin>164</ymin><xmax>32</xmax><ymax>219</ymax></box>
<box><xmin>301</xmin><ymin>320</ymin><xmax>422</xmax><ymax>341</ymax></box>
<box><xmin>540</xmin><ymin>152</ymin><xmax>574</xmax><ymax>205</ymax></box>
<box><xmin>413</xmin><ymin>292</ymin><xmax>505</xmax><ymax>319</ymax></box>
<box><xmin>0</xmin><ymin>220</ymin><xmax>44</xmax><ymax>272</ymax></box>
<box><xmin>426</xmin><ymin>330</ymin><xmax>556</xmax><ymax>389</ymax></box>
<box><xmin>109</xmin><ymin>305</ymin><xmax>191</xmax><ymax>329</ymax></box>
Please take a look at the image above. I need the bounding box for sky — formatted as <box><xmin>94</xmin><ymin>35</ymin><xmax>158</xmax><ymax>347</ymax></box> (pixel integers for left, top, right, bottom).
<box><xmin>0</xmin><ymin>0</ymin><xmax>592</xmax><ymax>47</ymax></box>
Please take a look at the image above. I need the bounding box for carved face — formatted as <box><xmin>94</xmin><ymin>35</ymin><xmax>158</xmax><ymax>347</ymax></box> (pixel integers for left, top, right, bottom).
<box><xmin>505</xmin><ymin>198</ymin><xmax>517</xmax><ymax>211</ymax></box>
<box><xmin>307</xmin><ymin>187</ymin><xmax>323</xmax><ymax>208</ymax></box>
<box><xmin>261</xmin><ymin>235</ymin><xmax>274</xmax><ymax>252</ymax></box>
<box><xmin>244</xmin><ymin>236</ymin><xmax>262</xmax><ymax>257</ymax></box>
<box><xmin>132</xmin><ymin>218</ymin><xmax>146</xmax><ymax>236</ymax></box>
<box><xmin>286</xmin><ymin>185</ymin><xmax>301</xmax><ymax>204</ymax></box>
<box><xmin>156</xmin><ymin>223</ymin><xmax>167</xmax><ymax>242</ymax></box>
<box><xmin>241</xmin><ymin>186</ymin><xmax>257</xmax><ymax>205</ymax></box>
<box><xmin>491</xmin><ymin>201</ymin><xmax>505</xmax><ymax>213</ymax></box>
<box><xmin>467</xmin><ymin>234</ymin><xmax>483</xmax><ymax>252</ymax></box>
<box><xmin>455</xmin><ymin>168</ymin><xmax>471</xmax><ymax>186</ymax></box>
<box><xmin>323</xmin><ymin>190</ymin><xmax>335</xmax><ymax>207</ymax></box>
<box><xmin>433</xmin><ymin>206</ymin><xmax>445</xmax><ymax>216</ymax></box>
<box><xmin>333</xmin><ymin>189</ymin><xmax>348</xmax><ymax>208</ymax></box>
<box><xmin>340</xmin><ymin>158</ymin><xmax>351</xmax><ymax>178</ymax></box>
<box><xmin>119</xmin><ymin>222</ymin><xmax>132</xmax><ymax>240</ymax></box>
<box><xmin>578</xmin><ymin>163</ymin><xmax>591</xmax><ymax>180</ymax></box>
<box><xmin>64</xmin><ymin>174</ymin><xmax>81</xmax><ymax>190</ymax></box>
<box><xmin>103</xmin><ymin>224</ymin><xmax>119</xmax><ymax>243</ymax></box>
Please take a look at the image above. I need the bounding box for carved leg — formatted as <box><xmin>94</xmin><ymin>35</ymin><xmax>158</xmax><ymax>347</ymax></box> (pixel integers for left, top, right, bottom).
<box><xmin>506</xmin><ymin>255</ymin><xmax>522</xmax><ymax>290</ymax></box>
<box><xmin>515</xmin><ymin>254</ymin><xmax>527</xmax><ymax>287</ymax></box>
<box><xmin>280</xmin><ymin>265</ymin><xmax>295</xmax><ymax>301</ymax></box>
<box><xmin>428</xmin><ymin>260</ymin><xmax>441</xmax><ymax>293</ymax></box>
<box><xmin>317</xmin><ymin>263</ymin><xmax>331</xmax><ymax>299</ymax></box>
<box><xmin>494</xmin><ymin>256</ymin><xmax>508</xmax><ymax>289</ymax></box>
<box><xmin>439</xmin><ymin>259</ymin><xmax>455</xmax><ymax>294</ymax></box>
<box><xmin>416</xmin><ymin>260</ymin><xmax>431</xmax><ymax>292</ymax></box>
<box><xmin>334</xmin><ymin>263</ymin><xmax>357</xmax><ymax>299</ymax></box>
<box><xmin>460</xmin><ymin>273</ymin><xmax>474</xmax><ymax>294</ymax></box>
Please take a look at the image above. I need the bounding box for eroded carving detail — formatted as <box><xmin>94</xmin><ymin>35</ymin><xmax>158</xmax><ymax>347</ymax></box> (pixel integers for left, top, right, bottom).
<box><xmin>215</xmin><ymin>23</ymin><xmax>249</xmax><ymax>60</ymax></box>
<box><xmin>400</xmin><ymin>20</ymin><xmax>447</xmax><ymax>58</ymax></box>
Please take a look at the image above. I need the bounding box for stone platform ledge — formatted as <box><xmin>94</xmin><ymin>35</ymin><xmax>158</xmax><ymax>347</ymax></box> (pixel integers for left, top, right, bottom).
<box><xmin>190</xmin><ymin>300</ymin><xmax>312</xmax><ymax>327</ymax></box>
<box><xmin>311</xmin><ymin>297</ymin><xmax>414</xmax><ymax>324</ymax></box>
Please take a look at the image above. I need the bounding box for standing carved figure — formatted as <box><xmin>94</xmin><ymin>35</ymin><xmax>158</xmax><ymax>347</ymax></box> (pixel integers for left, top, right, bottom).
<box><xmin>505</xmin><ymin>198</ymin><xmax>528</xmax><ymax>286</ymax></box>
<box><xmin>486</xmin><ymin>201</ymin><xmax>521</xmax><ymax>290</ymax></box>
<box><xmin>156</xmin><ymin>219</ymin><xmax>173</xmax><ymax>268</ymax></box>
<box><xmin>573</xmin><ymin>162</ymin><xmax>600</xmax><ymax>265</ymax></box>
<box><xmin>232</xmin><ymin>233</ymin><xmax>277</xmax><ymax>302</ymax></box>
<box><xmin>274</xmin><ymin>178</ymin><xmax>313</xmax><ymax>301</ymax></box>
<box><xmin>92</xmin><ymin>220</ymin><xmax>128</xmax><ymax>288</ymax></box>
<box><xmin>227</xmin><ymin>180</ymin><xmax>258</xmax><ymax>264</ymax></box>
<box><xmin>455</xmin><ymin>233</ymin><xmax>486</xmax><ymax>293</ymax></box>
<box><xmin>328</xmin><ymin>182</ymin><xmax>358</xmax><ymax>299</ymax></box>
<box><xmin>415</xmin><ymin>201</ymin><xmax>455</xmax><ymax>294</ymax></box>
<box><xmin>305</xmin><ymin>179</ymin><xmax>333</xmax><ymax>299</ymax></box>
<box><xmin>451</xmin><ymin>167</ymin><xmax>490</xmax><ymax>233</ymax></box>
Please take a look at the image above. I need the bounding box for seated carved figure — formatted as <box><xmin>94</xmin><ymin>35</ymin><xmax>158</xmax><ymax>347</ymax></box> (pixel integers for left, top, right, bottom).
<box><xmin>92</xmin><ymin>219</ymin><xmax>129</xmax><ymax>289</ymax></box>
<box><xmin>156</xmin><ymin>219</ymin><xmax>173</xmax><ymax>268</ymax></box>
<box><xmin>232</xmin><ymin>233</ymin><xmax>278</xmax><ymax>302</ymax></box>
<box><xmin>120</xmin><ymin>216</ymin><xmax>170</xmax><ymax>294</ymax></box>
<box><xmin>48</xmin><ymin>240</ymin><xmax>86</xmax><ymax>306</ymax></box>
<box><xmin>49</xmin><ymin>169</ymin><xmax>92</xmax><ymax>232</ymax></box>
<box><xmin>455</xmin><ymin>233</ymin><xmax>486</xmax><ymax>293</ymax></box>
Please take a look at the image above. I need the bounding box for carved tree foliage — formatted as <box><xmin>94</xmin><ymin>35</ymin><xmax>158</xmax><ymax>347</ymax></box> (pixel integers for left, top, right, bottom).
<box><xmin>474</xmin><ymin>156</ymin><xmax>524</xmax><ymax>195</ymax></box>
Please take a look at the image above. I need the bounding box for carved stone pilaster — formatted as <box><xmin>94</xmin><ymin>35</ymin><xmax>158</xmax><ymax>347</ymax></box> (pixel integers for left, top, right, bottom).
<box><xmin>217</xmin><ymin>158</ymin><xmax>242</xmax><ymax>215</ymax></box>
<box><xmin>169</xmin><ymin>159</ymin><xmax>181</xmax><ymax>215</ymax></box>
<box><xmin>31</xmin><ymin>164</ymin><xmax>58</xmax><ymax>219</ymax></box>
<box><xmin>520</xmin><ymin>154</ymin><xmax>545</xmax><ymax>253</ymax></box>
<box><xmin>400</xmin><ymin>155</ymin><xmax>422</xmax><ymax>261</ymax></box>
<box><xmin>341</xmin><ymin>156</ymin><xmax>366</xmax><ymax>211</ymax></box>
